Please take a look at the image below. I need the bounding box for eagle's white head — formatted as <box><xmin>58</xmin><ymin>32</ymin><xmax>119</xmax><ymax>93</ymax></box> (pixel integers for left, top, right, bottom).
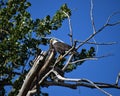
<box><xmin>49</xmin><ymin>38</ymin><xmax>74</xmax><ymax>55</ymax></box>
<box><xmin>50</xmin><ymin>38</ymin><xmax>64</xmax><ymax>45</ymax></box>
<box><xmin>50</xmin><ymin>38</ymin><xmax>58</xmax><ymax>45</ymax></box>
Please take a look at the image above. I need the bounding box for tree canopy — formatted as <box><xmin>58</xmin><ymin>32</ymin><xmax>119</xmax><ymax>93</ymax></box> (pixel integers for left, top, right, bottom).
<box><xmin>0</xmin><ymin>0</ymin><xmax>79</xmax><ymax>95</ymax></box>
<box><xmin>0</xmin><ymin>0</ymin><xmax>120</xmax><ymax>96</ymax></box>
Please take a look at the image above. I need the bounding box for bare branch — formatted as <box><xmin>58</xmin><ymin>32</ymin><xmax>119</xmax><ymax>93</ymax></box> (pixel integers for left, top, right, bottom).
<box><xmin>39</xmin><ymin>69</ymin><xmax>53</xmax><ymax>84</ymax></box>
<box><xmin>62</xmin><ymin>54</ymin><xmax>74</xmax><ymax>71</ymax></box>
<box><xmin>44</xmin><ymin>81</ymin><xmax>77</xmax><ymax>89</ymax></box>
<box><xmin>30</xmin><ymin>49</ymin><xmax>56</xmax><ymax>91</ymax></box>
<box><xmin>76</xmin><ymin>9</ymin><xmax>120</xmax><ymax>51</ymax></box>
<box><xmin>76</xmin><ymin>40</ymin><xmax>117</xmax><ymax>45</ymax></box>
<box><xmin>81</xmin><ymin>79</ymin><xmax>112</xmax><ymax>96</ymax></box>
<box><xmin>76</xmin><ymin>31</ymin><xmax>97</xmax><ymax>50</ymax></box>
<box><xmin>17</xmin><ymin>51</ymin><xmax>48</xmax><ymax>96</ymax></box>
<box><xmin>44</xmin><ymin>81</ymin><xmax>120</xmax><ymax>89</ymax></box>
<box><xmin>70</xmin><ymin>54</ymin><xmax>113</xmax><ymax>64</ymax></box>
<box><xmin>107</xmin><ymin>21</ymin><xmax>120</xmax><ymax>26</ymax></box>
<box><xmin>63</xmin><ymin>11</ymin><xmax>73</xmax><ymax>46</ymax></box>
<box><xmin>90</xmin><ymin>0</ymin><xmax>98</xmax><ymax>54</ymax></box>
<box><xmin>52</xmin><ymin>70</ymin><xmax>112</xmax><ymax>96</ymax></box>
<box><xmin>70</xmin><ymin>57</ymin><xmax>97</xmax><ymax>64</ymax></box>
<box><xmin>116</xmin><ymin>72</ymin><xmax>120</xmax><ymax>86</ymax></box>
<box><xmin>90</xmin><ymin>0</ymin><xmax>96</xmax><ymax>33</ymax></box>
<box><xmin>26</xmin><ymin>89</ymin><xmax>37</xmax><ymax>96</ymax></box>
<box><xmin>106</xmin><ymin>11</ymin><xmax>120</xmax><ymax>24</ymax></box>
<box><xmin>76</xmin><ymin>19</ymin><xmax>120</xmax><ymax>50</ymax></box>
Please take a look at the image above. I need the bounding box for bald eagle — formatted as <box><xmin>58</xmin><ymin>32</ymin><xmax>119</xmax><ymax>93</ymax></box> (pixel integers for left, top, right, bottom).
<box><xmin>50</xmin><ymin>38</ymin><xmax>75</xmax><ymax>55</ymax></box>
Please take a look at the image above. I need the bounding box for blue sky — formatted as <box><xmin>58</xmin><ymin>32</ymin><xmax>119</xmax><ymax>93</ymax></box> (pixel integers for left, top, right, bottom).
<box><xmin>28</xmin><ymin>0</ymin><xmax>120</xmax><ymax>96</ymax></box>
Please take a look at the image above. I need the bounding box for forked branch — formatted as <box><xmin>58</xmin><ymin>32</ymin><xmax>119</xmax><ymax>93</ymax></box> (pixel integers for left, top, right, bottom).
<box><xmin>76</xmin><ymin>10</ymin><xmax>120</xmax><ymax>50</ymax></box>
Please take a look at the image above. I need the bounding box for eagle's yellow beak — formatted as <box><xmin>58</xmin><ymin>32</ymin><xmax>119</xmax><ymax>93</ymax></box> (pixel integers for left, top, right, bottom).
<box><xmin>50</xmin><ymin>39</ymin><xmax>53</xmax><ymax>44</ymax></box>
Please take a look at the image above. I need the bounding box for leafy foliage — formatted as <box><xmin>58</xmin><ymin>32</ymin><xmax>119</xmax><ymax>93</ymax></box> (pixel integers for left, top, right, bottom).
<box><xmin>0</xmin><ymin>0</ymin><xmax>71</xmax><ymax>95</ymax></box>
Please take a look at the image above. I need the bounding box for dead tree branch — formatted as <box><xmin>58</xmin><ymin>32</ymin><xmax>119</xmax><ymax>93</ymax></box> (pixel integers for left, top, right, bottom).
<box><xmin>63</xmin><ymin>11</ymin><xmax>73</xmax><ymax>46</ymax></box>
<box><xmin>90</xmin><ymin>0</ymin><xmax>96</xmax><ymax>33</ymax></box>
<box><xmin>70</xmin><ymin>57</ymin><xmax>97</xmax><ymax>64</ymax></box>
<box><xmin>76</xmin><ymin>10</ymin><xmax>120</xmax><ymax>50</ymax></box>
<box><xmin>76</xmin><ymin>19</ymin><xmax>120</xmax><ymax>50</ymax></box>
<box><xmin>116</xmin><ymin>72</ymin><xmax>120</xmax><ymax>86</ymax></box>
<box><xmin>106</xmin><ymin>11</ymin><xmax>120</xmax><ymax>24</ymax></box>
<box><xmin>44</xmin><ymin>81</ymin><xmax>120</xmax><ymax>89</ymax></box>
<box><xmin>30</xmin><ymin>49</ymin><xmax>56</xmax><ymax>89</ymax></box>
<box><xmin>90</xmin><ymin>0</ymin><xmax>98</xmax><ymax>54</ymax></box>
<box><xmin>17</xmin><ymin>51</ymin><xmax>48</xmax><ymax>96</ymax></box>
<box><xmin>70</xmin><ymin>54</ymin><xmax>113</xmax><ymax>64</ymax></box>
<box><xmin>51</xmin><ymin>70</ymin><xmax>113</xmax><ymax>96</ymax></box>
<box><xmin>76</xmin><ymin>40</ymin><xmax>117</xmax><ymax>45</ymax></box>
<box><xmin>26</xmin><ymin>89</ymin><xmax>37</xmax><ymax>96</ymax></box>
<box><xmin>62</xmin><ymin>54</ymin><xmax>74</xmax><ymax>71</ymax></box>
<box><xmin>26</xmin><ymin>70</ymin><xmax>53</xmax><ymax>96</ymax></box>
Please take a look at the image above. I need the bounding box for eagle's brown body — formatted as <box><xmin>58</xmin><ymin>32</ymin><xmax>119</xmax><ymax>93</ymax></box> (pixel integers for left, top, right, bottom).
<box><xmin>50</xmin><ymin>38</ymin><xmax>72</xmax><ymax>55</ymax></box>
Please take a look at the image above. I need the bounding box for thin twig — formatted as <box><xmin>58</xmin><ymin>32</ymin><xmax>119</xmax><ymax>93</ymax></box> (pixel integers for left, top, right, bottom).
<box><xmin>70</xmin><ymin>57</ymin><xmax>97</xmax><ymax>64</ymax></box>
<box><xmin>105</xmin><ymin>11</ymin><xmax>120</xmax><ymax>24</ymax></box>
<box><xmin>107</xmin><ymin>21</ymin><xmax>120</xmax><ymax>26</ymax></box>
<box><xmin>39</xmin><ymin>69</ymin><xmax>53</xmax><ymax>84</ymax></box>
<box><xmin>63</xmin><ymin>11</ymin><xmax>73</xmax><ymax>46</ymax></box>
<box><xmin>70</xmin><ymin>54</ymin><xmax>112</xmax><ymax>64</ymax></box>
<box><xmin>116</xmin><ymin>72</ymin><xmax>120</xmax><ymax>86</ymax></box>
<box><xmin>62</xmin><ymin>54</ymin><xmax>74</xmax><ymax>71</ymax></box>
<box><xmin>52</xmin><ymin>70</ymin><xmax>112</xmax><ymax>96</ymax></box>
<box><xmin>76</xmin><ymin>40</ymin><xmax>117</xmax><ymax>45</ymax></box>
<box><xmin>80</xmin><ymin>78</ymin><xmax>112</xmax><ymax>96</ymax></box>
<box><xmin>90</xmin><ymin>0</ymin><xmax>98</xmax><ymax>54</ymax></box>
<box><xmin>90</xmin><ymin>0</ymin><xmax>96</xmax><ymax>33</ymax></box>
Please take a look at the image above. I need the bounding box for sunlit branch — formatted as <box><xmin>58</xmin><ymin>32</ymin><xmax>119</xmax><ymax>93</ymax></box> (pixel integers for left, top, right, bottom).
<box><xmin>70</xmin><ymin>54</ymin><xmax>112</xmax><ymax>64</ymax></box>
<box><xmin>90</xmin><ymin>0</ymin><xmax>98</xmax><ymax>54</ymax></box>
<box><xmin>38</xmin><ymin>69</ymin><xmax>53</xmax><ymax>85</ymax></box>
<box><xmin>70</xmin><ymin>57</ymin><xmax>97</xmax><ymax>64</ymax></box>
<box><xmin>62</xmin><ymin>54</ymin><xmax>74</xmax><ymax>71</ymax></box>
<box><xmin>76</xmin><ymin>40</ymin><xmax>117</xmax><ymax>45</ymax></box>
<box><xmin>90</xmin><ymin>0</ymin><xmax>96</xmax><ymax>33</ymax></box>
<box><xmin>52</xmin><ymin>70</ymin><xmax>112</xmax><ymax>96</ymax></box>
<box><xmin>26</xmin><ymin>89</ymin><xmax>37</xmax><ymax>96</ymax></box>
<box><xmin>63</xmin><ymin>11</ymin><xmax>73</xmax><ymax>46</ymax></box>
<box><xmin>116</xmin><ymin>72</ymin><xmax>120</xmax><ymax>86</ymax></box>
<box><xmin>107</xmin><ymin>21</ymin><xmax>120</xmax><ymax>26</ymax></box>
